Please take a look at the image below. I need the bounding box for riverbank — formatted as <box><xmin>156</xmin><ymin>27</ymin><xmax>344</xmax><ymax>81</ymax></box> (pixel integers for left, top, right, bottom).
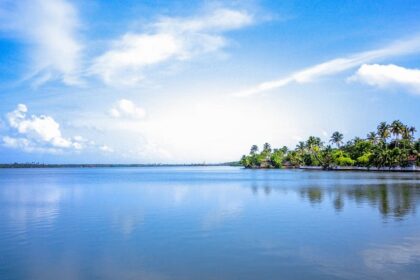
<box><xmin>299</xmin><ymin>165</ymin><xmax>420</xmax><ymax>172</ymax></box>
<box><xmin>243</xmin><ymin>165</ymin><xmax>420</xmax><ymax>172</ymax></box>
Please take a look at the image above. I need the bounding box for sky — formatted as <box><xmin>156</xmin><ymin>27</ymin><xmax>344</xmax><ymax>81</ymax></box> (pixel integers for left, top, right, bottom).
<box><xmin>0</xmin><ymin>0</ymin><xmax>419</xmax><ymax>164</ymax></box>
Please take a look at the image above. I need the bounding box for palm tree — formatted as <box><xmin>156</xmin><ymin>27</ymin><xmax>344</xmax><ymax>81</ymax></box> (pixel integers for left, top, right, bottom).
<box><xmin>262</xmin><ymin>143</ymin><xmax>272</xmax><ymax>161</ymax></box>
<box><xmin>250</xmin><ymin>145</ymin><xmax>259</xmax><ymax>155</ymax></box>
<box><xmin>409</xmin><ymin>126</ymin><xmax>417</xmax><ymax>137</ymax></box>
<box><xmin>280</xmin><ymin>146</ymin><xmax>288</xmax><ymax>154</ymax></box>
<box><xmin>367</xmin><ymin>131</ymin><xmax>377</xmax><ymax>144</ymax></box>
<box><xmin>401</xmin><ymin>126</ymin><xmax>412</xmax><ymax>141</ymax></box>
<box><xmin>353</xmin><ymin>137</ymin><xmax>362</xmax><ymax>143</ymax></box>
<box><xmin>263</xmin><ymin>143</ymin><xmax>271</xmax><ymax>153</ymax></box>
<box><xmin>288</xmin><ymin>151</ymin><xmax>302</xmax><ymax>166</ymax></box>
<box><xmin>377</xmin><ymin>122</ymin><xmax>390</xmax><ymax>143</ymax></box>
<box><xmin>306</xmin><ymin>136</ymin><xmax>322</xmax><ymax>150</ymax></box>
<box><xmin>296</xmin><ymin>141</ymin><xmax>305</xmax><ymax>153</ymax></box>
<box><xmin>330</xmin><ymin>131</ymin><xmax>344</xmax><ymax>148</ymax></box>
<box><xmin>390</xmin><ymin>120</ymin><xmax>404</xmax><ymax>141</ymax></box>
<box><xmin>306</xmin><ymin>136</ymin><xmax>324</xmax><ymax>165</ymax></box>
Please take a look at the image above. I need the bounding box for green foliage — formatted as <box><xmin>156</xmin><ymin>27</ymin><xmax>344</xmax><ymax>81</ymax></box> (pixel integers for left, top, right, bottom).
<box><xmin>356</xmin><ymin>152</ymin><xmax>372</xmax><ymax>167</ymax></box>
<box><xmin>319</xmin><ymin>146</ymin><xmax>334</xmax><ymax>168</ymax></box>
<box><xmin>333</xmin><ymin>150</ymin><xmax>355</xmax><ymax>166</ymax></box>
<box><xmin>286</xmin><ymin>151</ymin><xmax>302</xmax><ymax>166</ymax></box>
<box><xmin>270</xmin><ymin>150</ymin><xmax>284</xmax><ymax>168</ymax></box>
<box><xmin>240</xmin><ymin>155</ymin><xmax>252</xmax><ymax>168</ymax></box>
<box><xmin>240</xmin><ymin>121</ymin><xmax>417</xmax><ymax>169</ymax></box>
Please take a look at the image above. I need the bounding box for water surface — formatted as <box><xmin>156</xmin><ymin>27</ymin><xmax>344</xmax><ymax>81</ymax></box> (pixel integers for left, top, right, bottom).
<box><xmin>0</xmin><ymin>167</ymin><xmax>419</xmax><ymax>279</ymax></box>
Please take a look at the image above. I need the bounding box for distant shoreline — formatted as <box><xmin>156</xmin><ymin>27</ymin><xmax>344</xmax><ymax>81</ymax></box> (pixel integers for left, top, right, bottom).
<box><xmin>0</xmin><ymin>163</ymin><xmax>240</xmax><ymax>168</ymax></box>
<box><xmin>1</xmin><ymin>163</ymin><xmax>418</xmax><ymax>172</ymax></box>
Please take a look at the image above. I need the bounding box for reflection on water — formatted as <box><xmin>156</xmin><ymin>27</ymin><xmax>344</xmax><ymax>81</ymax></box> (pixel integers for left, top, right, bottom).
<box><xmin>1</xmin><ymin>183</ymin><xmax>81</xmax><ymax>233</ymax></box>
<box><xmin>298</xmin><ymin>184</ymin><xmax>418</xmax><ymax>218</ymax></box>
<box><xmin>247</xmin><ymin>172</ymin><xmax>419</xmax><ymax>219</ymax></box>
<box><xmin>247</xmin><ymin>183</ymin><xmax>420</xmax><ymax>219</ymax></box>
<box><xmin>0</xmin><ymin>167</ymin><xmax>419</xmax><ymax>280</ymax></box>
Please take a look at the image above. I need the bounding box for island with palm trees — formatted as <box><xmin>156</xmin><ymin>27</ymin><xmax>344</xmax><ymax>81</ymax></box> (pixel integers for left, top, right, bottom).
<box><xmin>240</xmin><ymin>120</ymin><xmax>419</xmax><ymax>171</ymax></box>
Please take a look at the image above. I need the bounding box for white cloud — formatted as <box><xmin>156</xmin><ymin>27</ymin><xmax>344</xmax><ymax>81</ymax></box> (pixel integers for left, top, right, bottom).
<box><xmin>3</xmin><ymin>104</ymin><xmax>86</xmax><ymax>153</ymax></box>
<box><xmin>109</xmin><ymin>99</ymin><xmax>146</xmax><ymax>119</ymax></box>
<box><xmin>90</xmin><ymin>8</ymin><xmax>253</xmax><ymax>86</ymax></box>
<box><xmin>99</xmin><ymin>145</ymin><xmax>114</xmax><ymax>153</ymax></box>
<box><xmin>234</xmin><ymin>36</ymin><xmax>420</xmax><ymax>97</ymax></box>
<box><xmin>0</xmin><ymin>0</ymin><xmax>83</xmax><ymax>86</ymax></box>
<box><xmin>349</xmin><ymin>64</ymin><xmax>420</xmax><ymax>94</ymax></box>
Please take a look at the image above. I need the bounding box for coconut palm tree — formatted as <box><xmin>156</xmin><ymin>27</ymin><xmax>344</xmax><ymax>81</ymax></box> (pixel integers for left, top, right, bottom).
<box><xmin>330</xmin><ymin>131</ymin><xmax>344</xmax><ymax>148</ymax></box>
<box><xmin>262</xmin><ymin>143</ymin><xmax>272</xmax><ymax>161</ymax></box>
<box><xmin>280</xmin><ymin>146</ymin><xmax>288</xmax><ymax>154</ymax></box>
<box><xmin>306</xmin><ymin>136</ymin><xmax>322</xmax><ymax>150</ymax></box>
<box><xmin>305</xmin><ymin>136</ymin><xmax>324</xmax><ymax>165</ymax></box>
<box><xmin>353</xmin><ymin>137</ymin><xmax>362</xmax><ymax>143</ymax></box>
<box><xmin>390</xmin><ymin>120</ymin><xmax>404</xmax><ymax>141</ymax></box>
<box><xmin>250</xmin><ymin>145</ymin><xmax>259</xmax><ymax>155</ymax></box>
<box><xmin>296</xmin><ymin>141</ymin><xmax>305</xmax><ymax>153</ymax></box>
<box><xmin>409</xmin><ymin>126</ymin><xmax>417</xmax><ymax>137</ymax></box>
<box><xmin>367</xmin><ymin>131</ymin><xmax>377</xmax><ymax>144</ymax></box>
<box><xmin>401</xmin><ymin>126</ymin><xmax>412</xmax><ymax>141</ymax></box>
<box><xmin>377</xmin><ymin>122</ymin><xmax>390</xmax><ymax>142</ymax></box>
<box><xmin>263</xmin><ymin>143</ymin><xmax>271</xmax><ymax>153</ymax></box>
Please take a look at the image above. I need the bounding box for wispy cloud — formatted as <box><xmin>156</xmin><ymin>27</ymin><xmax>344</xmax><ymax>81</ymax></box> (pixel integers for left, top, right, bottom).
<box><xmin>349</xmin><ymin>64</ymin><xmax>420</xmax><ymax>95</ymax></box>
<box><xmin>1</xmin><ymin>2</ymin><xmax>255</xmax><ymax>88</ymax></box>
<box><xmin>233</xmin><ymin>36</ymin><xmax>420</xmax><ymax>97</ymax></box>
<box><xmin>0</xmin><ymin>0</ymin><xmax>83</xmax><ymax>86</ymax></box>
<box><xmin>90</xmin><ymin>8</ymin><xmax>254</xmax><ymax>86</ymax></box>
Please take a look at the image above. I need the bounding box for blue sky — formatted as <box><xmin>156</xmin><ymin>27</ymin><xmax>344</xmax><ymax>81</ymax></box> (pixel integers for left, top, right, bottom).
<box><xmin>0</xmin><ymin>0</ymin><xmax>419</xmax><ymax>163</ymax></box>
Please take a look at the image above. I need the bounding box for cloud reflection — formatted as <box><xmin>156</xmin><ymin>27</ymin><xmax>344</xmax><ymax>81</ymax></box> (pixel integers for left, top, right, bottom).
<box><xmin>202</xmin><ymin>200</ymin><xmax>244</xmax><ymax>230</ymax></box>
<box><xmin>363</xmin><ymin>237</ymin><xmax>420</xmax><ymax>271</ymax></box>
<box><xmin>1</xmin><ymin>184</ymin><xmax>81</xmax><ymax>232</ymax></box>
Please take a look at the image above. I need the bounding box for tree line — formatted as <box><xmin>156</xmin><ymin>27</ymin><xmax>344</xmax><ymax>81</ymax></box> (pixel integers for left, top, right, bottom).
<box><xmin>240</xmin><ymin>120</ymin><xmax>419</xmax><ymax>169</ymax></box>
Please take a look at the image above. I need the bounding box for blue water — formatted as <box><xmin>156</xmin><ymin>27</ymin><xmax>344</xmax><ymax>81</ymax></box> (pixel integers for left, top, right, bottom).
<box><xmin>0</xmin><ymin>167</ymin><xmax>419</xmax><ymax>280</ymax></box>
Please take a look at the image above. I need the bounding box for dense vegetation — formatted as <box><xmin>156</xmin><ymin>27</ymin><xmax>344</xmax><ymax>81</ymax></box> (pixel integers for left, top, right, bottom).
<box><xmin>240</xmin><ymin>120</ymin><xmax>419</xmax><ymax>169</ymax></box>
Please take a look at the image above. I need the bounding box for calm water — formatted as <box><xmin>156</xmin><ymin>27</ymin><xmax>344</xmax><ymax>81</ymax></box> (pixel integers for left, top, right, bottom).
<box><xmin>0</xmin><ymin>167</ymin><xmax>419</xmax><ymax>280</ymax></box>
